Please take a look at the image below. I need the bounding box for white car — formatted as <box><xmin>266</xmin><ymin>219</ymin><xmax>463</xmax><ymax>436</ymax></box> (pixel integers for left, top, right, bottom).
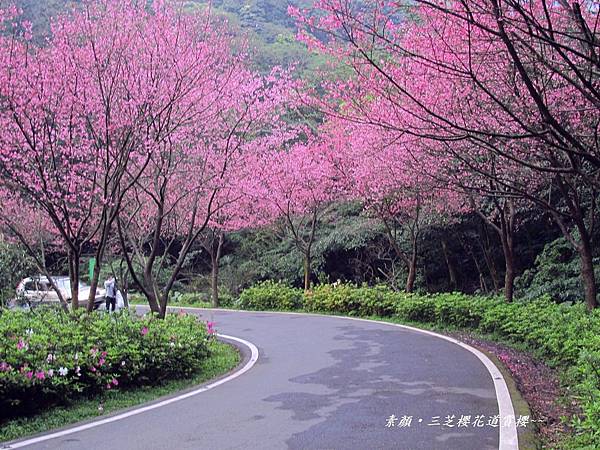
<box><xmin>15</xmin><ymin>276</ymin><xmax>106</xmax><ymax>310</ymax></box>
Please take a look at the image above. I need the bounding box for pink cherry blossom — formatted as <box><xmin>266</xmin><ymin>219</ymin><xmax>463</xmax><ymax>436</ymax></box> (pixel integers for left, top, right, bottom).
<box><xmin>206</xmin><ymin>322</ymin><xmax>216</xmax><ymax>335</ymax></box>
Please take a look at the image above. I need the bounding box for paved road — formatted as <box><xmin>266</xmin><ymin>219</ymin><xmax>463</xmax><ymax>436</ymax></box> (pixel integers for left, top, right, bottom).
<box><xmin>12</xmin><ymin>309</ymin><xmax>509</xmax><ymax>450</ymax></box>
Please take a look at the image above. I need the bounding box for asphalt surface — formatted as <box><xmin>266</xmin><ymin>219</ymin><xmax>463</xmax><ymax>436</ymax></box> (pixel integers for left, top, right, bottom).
<box><xmin>13</xmin><ymin>309</ymin><xmax>503</xmax><ymax>450</ymax></box>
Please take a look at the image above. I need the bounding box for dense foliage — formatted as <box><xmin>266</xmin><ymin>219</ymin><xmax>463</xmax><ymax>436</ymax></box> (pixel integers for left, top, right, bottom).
<box><xmin>516</xmin><ymin>237</ymin><xmax>600</xmax><ymax>304</ymax></box>
<box><xmin>0</xmin><ymin>309</ymin><xmax>212</xmax><ymax>420</ymax></box>
<box><xmin>180</xmin><ymin>206</ymin><xmax>574</xmax><ymax>302</ymax></box>
<box><xmin>238</xmin><ymin>280</ymin><xmax>303</xmax><ymax>310</ymax></box>
<box><xmin>234</xmin><ymin>281</ymin><xmax>600</xmax><ymax>447</ymax></box>
<box><xmin>16</xmin><ymin>0</ymin><xmax>325</xmax><ymax>77</ymax></box>
<box><xmin>0</xmin><ymin>240</ymin><xmax>35</xmax><ymax>308</ymax></box>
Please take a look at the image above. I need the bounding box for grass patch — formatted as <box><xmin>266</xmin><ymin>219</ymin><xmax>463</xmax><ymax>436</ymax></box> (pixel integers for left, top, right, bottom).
<box><xmin>0</xmin><ymin>339</ymin><xmax>239</xmax><ymax>443</ymax></box>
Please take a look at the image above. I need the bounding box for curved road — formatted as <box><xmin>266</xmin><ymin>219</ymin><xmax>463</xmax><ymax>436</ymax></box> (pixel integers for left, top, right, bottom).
<box><xmin>9</xmin><ymin>309</ymin><xmax>517</xmax><ymax>450</ymax></box>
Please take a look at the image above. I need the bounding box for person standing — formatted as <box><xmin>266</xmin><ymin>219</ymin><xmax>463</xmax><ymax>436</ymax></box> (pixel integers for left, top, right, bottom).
<box><xmin>104</xmin><ymin>276</ymin><xmax>116</xmax><ymax>312</ymax></box>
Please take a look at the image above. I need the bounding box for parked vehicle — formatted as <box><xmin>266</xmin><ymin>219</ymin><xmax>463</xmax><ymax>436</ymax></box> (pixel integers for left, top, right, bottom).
<box><xmin>14</xmin><ymin>276</ymin><xmax>106</xmax><ymax>310</ymax></box>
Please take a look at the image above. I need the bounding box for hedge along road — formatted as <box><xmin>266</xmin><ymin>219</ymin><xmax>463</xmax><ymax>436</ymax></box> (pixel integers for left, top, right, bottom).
<box><xmin>9</xmin><ymin>308</ymin><xmax>519</xmax><ymax>450</ymax></box>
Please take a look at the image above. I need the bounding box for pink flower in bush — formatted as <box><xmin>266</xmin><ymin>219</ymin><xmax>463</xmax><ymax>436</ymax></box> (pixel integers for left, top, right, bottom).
<box><xmin>0</xmin><ymin>362</ymin><xmax>10</xmax><ymax>372</ymax></box>
<box><xmin>112</xmin><ymin>378</ymin><xmax>119</xmax><ymax>386</ymax></box>
<box><xmin>101</xmin><ymin>351</ymin><xmax>107</xmax><ymax>358</ymax></box>
<box><xmin>35</xmin><ymin>371</ymin><xmax>45</xmax><ymax>380</ymax></box>
<box><xmin>98</xmin><ymin>358</ymin><xmax>106</xmax><ymax>366</ymax></box>
<box><xmin>25</xmin><ymin>371</ymin><xmax>33</xmax><ymax>380</ymax></box>
<box><xmin>16</xmin><ymin>339</ymin><xmax>28</xmax><ymax>351</ymax></box>
<box><xmin>91</xmin><ymin>366</ymin><xmax>97</xmax><ymax>373</ymax></box>
<box><xmin>141</xmin><ymin>326</ymin><xmax>149</xmax><ymax>336</ymax></box>
<box><xmin>206</xmin><ymin>321</ymin><xmax>215</xmax><ymax>335</ymax></box>
<box><xmin>106</xmin><ymin>383</ymin><xmax>112</xmax><ymax>390</ymax></box>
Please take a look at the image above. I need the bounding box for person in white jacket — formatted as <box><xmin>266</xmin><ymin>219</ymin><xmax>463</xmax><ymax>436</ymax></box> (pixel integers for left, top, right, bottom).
<box><xmin>104</xmin><ymin>276</ymin><xmax>116</xmax><ymax>312</ymax></box>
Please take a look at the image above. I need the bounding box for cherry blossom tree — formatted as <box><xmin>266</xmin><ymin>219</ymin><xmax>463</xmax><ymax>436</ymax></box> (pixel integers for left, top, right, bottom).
<box><xmin>116</xmin><ymin>65</ymin><xmax>298</xmax><ymax>317</ymax></box>
<box><xmin>254</xmin><ymin>140</ymin><xmax>341</xmax><ymax>290</ymax></box>
<box><xmin>0</xmin><ymin>188</ymin><xmax>69</xmax><ymax>309</ymax></box>
<box><xmin>291</xmin><ymin>0</ymin><xmax>600</xmax><ymax>308</ymax></box>
<box><xmin>0</xmin><ymin>0</ymin><xmax>236</xmax><ymax>310</ymax></box>
<box><xmin>324</xmin><ymin>117</ymin><xmax>464</xmax><ymax>292</ymax></box>
<box><xmin>199</xmin><ymin>182</ymin><xmax>250</xmax><ymax>308</ymax></box>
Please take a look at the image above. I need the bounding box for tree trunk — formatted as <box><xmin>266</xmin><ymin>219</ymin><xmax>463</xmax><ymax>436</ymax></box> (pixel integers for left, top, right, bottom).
<box><xmin>579</xmin><ymin>245</ymin><xmax>598</xmax><ymax>311</ymax></box>
<box><xmin>113</xmin><ymin>260</ymin><xmax>129</xmax><ymax>308</ymax></box>
<box><xmin>499</xmin><ymin>226</ymin><xmax>516</xmax><ymax>303</ymax></box>
<box><xmin>159</xmin><ymin>296</ymin><xmax>167</xmax><ymax>319</ymax></box>
<box><xmin>479</xmin><ymin>273</ymin><xmax>488</xmax><ymax>293</ymax></box>
<box><xmin>303</xmin><ymin>252</ymin><xmax>312</xmax><ymax>291</ymax></box>
<box><xmin>86</xmin><ymin>243</ymin><xmax>106</xmax><ymax>312</ymax></box>
<box><xmin>503</xmin><ymin>252</ymin><xmax>516</xmax><ymax>303</ymax></box>
<box><xmin>479</xmin><ymin>224</ymin><xmax>500</xmax><ymax>292</ymax></box>
<box><xmin>211</xmin><ymin>256</ymin><xmax>219</xmax><ymax>307</ymax></box>
<box><xmin>122</xmin><ymin>275</ymin><xmax>129</xmax><ymax>308</ymax></box>
<box><xmin>158</xmin><ymin>284</ymin><xmax>171</xmax><ymax>318</ymax></box>
<box><xmin>459</xmin><ymin>234</ymin><xmax>487</xmax><ymax>294</ymax></box>
<box><xmin>576</xmin><ymin>225</ymin><xmax>598</xmax><ymax>310</ymax></box>
<box><xmin>145</xmin><ymin>285</ymin><xmax>161</xmax><ymax>315</ymax></box>
<box><xmin>441</xmin><ymin>238</ymin><xmax>458</xmax><ymax>290</ymax></box>
<box><xmin>211</xmin><ymin>232</ymin><xmax>224</xmax><ymax>308</ymax></box>
<box><xmin>550</xmin><ymin>173</ymin><xmax>598</xmax><ymax>310</ymax></box>
<box><xmin>68</xmin><ymin>250</ymin><xmax>80</xmax><ymax>310</ymax></box>
<box><xmin>405</xmin><ymin>251</ymin><xmax>417</xmax><ymax>293</ymax></box>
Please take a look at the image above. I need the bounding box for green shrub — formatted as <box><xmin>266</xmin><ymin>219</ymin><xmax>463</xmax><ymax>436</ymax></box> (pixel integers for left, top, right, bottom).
<box><xmin>304</xmin><ymin>283</ymin><xmax>398</xmax><ymax>316</ymax></box>
<box><xmin>391</xmin><ymin>292</ymin><xmax>491</xmax><ymax>327</ymax></box>
<box><xmin>0</xmin><ymin>308</ymin><xmax>211</xmax><ymax>419</ymax></box>
<box><xmin>237</xmin><ymin>280</ymin><xmax>303</xmax><ymax>310</ymax></box>
<box><xmin>395</xmin><ymin>297</ymin><xmax>437</xmax><ymax>322</ymax></box>
<box><xmin>217</xmin><ymin>291</ymin><xmax>236</xmax><ymax>308</ymax></box>
<box><xmin>516</xmin><ymin>236</ymin><xmax>600</xmax><ymax>304</ymax></box>
<box><xmin>170</xmin><ymin>292</ymin><xmax>210</xmax><ymax>307</ymax></box>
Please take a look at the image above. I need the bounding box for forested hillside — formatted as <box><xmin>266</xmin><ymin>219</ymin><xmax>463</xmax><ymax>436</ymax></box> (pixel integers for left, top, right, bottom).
<box><xmin>18</xmin><ymin>0</ymin><xmax>323</xmax><ymax>74</ymax></box>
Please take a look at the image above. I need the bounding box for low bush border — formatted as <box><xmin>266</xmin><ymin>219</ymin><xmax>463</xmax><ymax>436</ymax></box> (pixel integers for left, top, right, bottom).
<box><xmin>0</xmin><ymin>339</ymin><xmax>240</xmax><ymax>444</ymax></box>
